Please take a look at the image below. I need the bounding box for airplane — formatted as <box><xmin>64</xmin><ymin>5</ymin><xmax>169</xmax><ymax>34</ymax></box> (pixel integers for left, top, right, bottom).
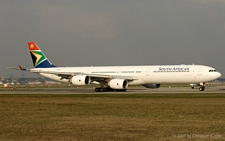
<box><xmin>9</xmin><ymin>42</ymin><xmax>221</xmax><ymax>92</ymax></box>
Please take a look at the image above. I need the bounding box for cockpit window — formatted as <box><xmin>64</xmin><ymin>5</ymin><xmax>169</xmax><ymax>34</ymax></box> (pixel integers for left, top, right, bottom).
<box><xmin>209</xmin><ymin>70</ymin><xmax>217</xmax><ymax>72</ymax></box>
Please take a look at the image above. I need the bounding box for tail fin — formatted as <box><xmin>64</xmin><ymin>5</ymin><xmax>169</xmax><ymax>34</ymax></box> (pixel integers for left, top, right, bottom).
<box><xmin>28</xmin><ymin>42</ymin><xmax>56</xmax><ymax>68</ymax></box>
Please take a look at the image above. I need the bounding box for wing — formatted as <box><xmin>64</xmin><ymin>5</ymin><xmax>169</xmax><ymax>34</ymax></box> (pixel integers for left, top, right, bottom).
<box><xmin>30</xmin><ymin>69</ymin><xmax>137</xmax><ymax>82</ymax></box>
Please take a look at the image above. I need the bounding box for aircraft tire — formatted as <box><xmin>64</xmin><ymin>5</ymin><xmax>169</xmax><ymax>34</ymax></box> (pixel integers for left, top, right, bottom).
<box><xmin>94</xmin><ymin>88</ymin><xmax>127</xmax><ymax>92</ymax></box>
<box><xmin>199</xmin><ymin>86</ymin><xmax>205</xmax><ymax>91</ymax></box>
<box><xmin>95</xmin><ymin>88</ymin><xmax>99</xmax><ymax>92</ymax></box>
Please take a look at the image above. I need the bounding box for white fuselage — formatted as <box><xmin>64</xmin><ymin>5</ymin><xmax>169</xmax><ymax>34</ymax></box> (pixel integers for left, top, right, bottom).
<box><xmin>30</xmin><ymin>65</ymin><xmax>221</xmax><ymax>85</ymax></box>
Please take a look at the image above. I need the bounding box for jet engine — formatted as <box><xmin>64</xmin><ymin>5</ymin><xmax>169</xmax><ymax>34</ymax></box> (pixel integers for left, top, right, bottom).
<box><xmin>70</xmin><ymin>75</ymin><xmax>91</xmax><ymax>85</ymax></box>
<box><xmin>143</xmin><ymin>84</ymin><xmax>161</xmax><ymax>89</ymax></box>
<box><xmin>108</xmin><ymin>79</ymin><xmax>128</xmax><ymax>89</ymax></box>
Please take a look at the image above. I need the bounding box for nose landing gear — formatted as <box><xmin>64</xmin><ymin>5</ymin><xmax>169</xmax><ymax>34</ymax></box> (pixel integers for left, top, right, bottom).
<box><xmin>199</xmin><ymin>82</ymin><xmax>205</xmax><ymax>91</ymax></box>
<box><xmin>199</xmin><ymin>86</ymin><xmax>205</xmax><ymax>91</ymax></box>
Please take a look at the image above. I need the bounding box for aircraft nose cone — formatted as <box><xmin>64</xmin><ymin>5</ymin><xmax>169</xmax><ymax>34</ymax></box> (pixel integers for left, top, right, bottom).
<box><xmin>218</xmin><ymin>72</ymin><xmax>222</xmax><ymax>78</ymax></box>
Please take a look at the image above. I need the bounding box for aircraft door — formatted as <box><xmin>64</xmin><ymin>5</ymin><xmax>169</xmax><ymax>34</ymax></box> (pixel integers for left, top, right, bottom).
<box><xmin>145</xmin><ymin>68</ymin><xmax>150</xmax><ymax>76</ymax></box>
<box><xmin>197</xmin><ymin>68</ymin><xmax>202</xmax><ymax>76</ymax></box>
<box><xmin>84</xmin><ymin>69</ymin><xmax>89</xmax><ymax>74</ymax></box>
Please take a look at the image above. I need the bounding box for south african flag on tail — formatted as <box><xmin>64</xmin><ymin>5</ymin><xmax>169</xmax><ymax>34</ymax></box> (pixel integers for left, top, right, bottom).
<box><xmin>28</xmin><ymin>42</ymin><xmax>56</xmax><ymax>68</ymax></box>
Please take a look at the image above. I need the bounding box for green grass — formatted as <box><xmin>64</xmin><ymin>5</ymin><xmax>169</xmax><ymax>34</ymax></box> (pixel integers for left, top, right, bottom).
<box><xmin>1</xmin><ymin>94</ymin><xmax>225</xmax><ymax>140</ymax></box>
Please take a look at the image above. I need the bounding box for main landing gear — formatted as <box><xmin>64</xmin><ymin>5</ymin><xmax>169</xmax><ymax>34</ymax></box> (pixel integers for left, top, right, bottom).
<box><xmin>95</xmin><ymin>87</ymin><xmax>127</xmax><ymax>92</ymax></box>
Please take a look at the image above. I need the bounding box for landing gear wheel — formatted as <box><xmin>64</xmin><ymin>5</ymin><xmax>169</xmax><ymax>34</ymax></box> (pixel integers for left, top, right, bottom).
<box><xmin>100</xmin><ymin>88</ymin><xmax>104</xmax><ymax>92</ymax></box>
<box><xmin>95</xmin><ymin>88</ymin><xmax>99</xmax><ymax>92</ymax></box>
<box><xmin>95</xmin><ymin>88</ymin><xmax>105</xmax><ymax>92</ymax></box>
<box><xmin>94</xmin><ymin>87</ymin><xmax>127</xmax><ymax>92</ymax></box>
<box><xmin>113</xmin><ymin>89</ymin><xmax>127</xmax><ymax>92</ymax></box>
<box><xmin>199</xmin><ymin>86</ymin><xmax>205</xmax><ymax>91</ymax></box>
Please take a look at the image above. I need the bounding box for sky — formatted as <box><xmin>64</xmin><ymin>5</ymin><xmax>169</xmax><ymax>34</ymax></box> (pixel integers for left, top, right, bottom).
<box><xmin>0</xmin><ymin>0</ymin><xmax>225</xmax><ymax>78</ymax></box>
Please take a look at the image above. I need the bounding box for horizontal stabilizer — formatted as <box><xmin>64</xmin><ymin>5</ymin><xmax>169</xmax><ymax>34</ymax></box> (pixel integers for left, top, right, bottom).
<box><xmin>7</xmin><ymin>65</ymin><xmax>28</xmax><ymax>71</ymax></box>
<box><xmin>18</xmin><ymin>65</ymin><xmax>27</xmax><ymax>71</ymax></box>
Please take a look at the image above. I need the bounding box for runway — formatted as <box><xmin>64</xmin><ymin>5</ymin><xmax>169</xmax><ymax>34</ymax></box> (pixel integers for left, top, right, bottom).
<box><xmin>0</xmin><ymin>86</ymin><xmax>225</xmax><ymax>94</ymax></box>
